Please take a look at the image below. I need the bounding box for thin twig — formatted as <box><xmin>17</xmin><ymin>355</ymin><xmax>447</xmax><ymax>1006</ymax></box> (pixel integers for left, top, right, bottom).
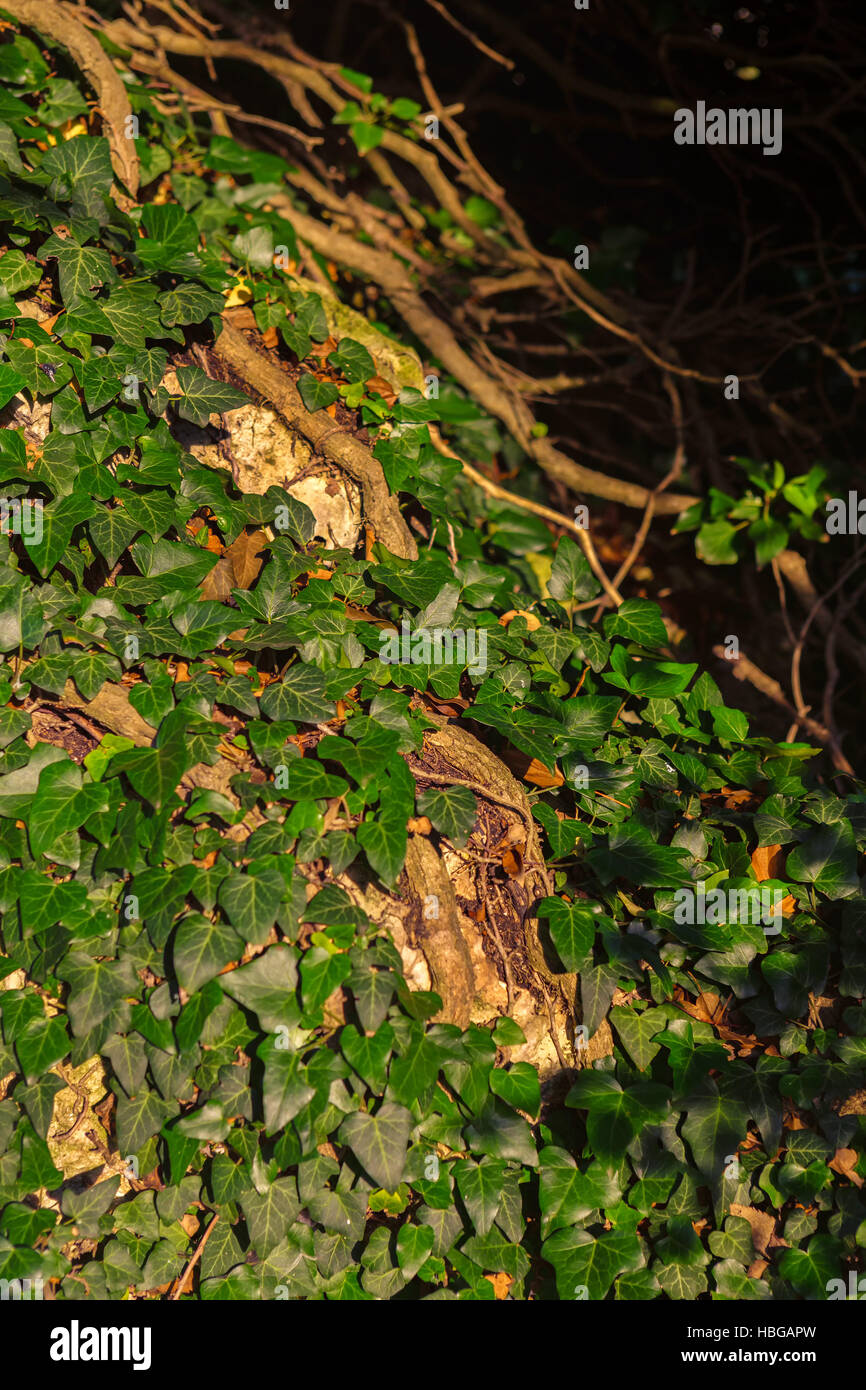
<box><xmin>171</xmin><ymin>1212</ymin><xmax>219</xmax><ymax>1300</ymax></box>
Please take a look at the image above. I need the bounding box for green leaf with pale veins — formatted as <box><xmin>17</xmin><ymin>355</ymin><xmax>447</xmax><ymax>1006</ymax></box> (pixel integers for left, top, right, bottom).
<box><xmin>416</xmin><ymin>785</ymin><xmax>477</xmax><ymax>848</ymax></box>
<box><xmin>340</xmin><ymin>1102</ymin><xmax>413</xmax><ymax>1191</ymax></box>
<box><xmin>603</xmin><ymin>597</ymin><xmax>668</xmax><ymax>648</ymax></box>
<box><xmin>297</xmin><ymin>373</ymin><xmax>339</xmax><ymax>413</ymax></box>
<box><xmin>69</xmin><ymin>650</ymin><xmax>121</xmax><ymax>701</ymax></box>
<box><xmin>259</xmin><ymin>665</ymin><xmax>335</xmax><ymax>723</ymax></box>
<box><xmin>543</xmin><ymin>1226</ymin><xmax>641</xmax><ymax>1300</ymax></box>
<box><xmin>116</xmin><ymin>1092</ymin><xmax>173</xmax><ymax>1155</ymax></box>
<box><xmin>174</xmin><ymin>365</ymin><xmax>249</xmax><ymax>427</ymax></box>
<box><xmin>610</xmin><ymin>1005</ymin><xmax>666</xmax><ymax>1072</ymax></box>
<box><xmin>356</xmin><ymin>816</ymin><xmax>407</xmax><ymax>885</ymax></box>
<box><xmin>42</xmin><ymin>136</ymin><xmax>113</xmax><ymax>219</ymax></box>
<box><xmin>218</xmin><ymin>870</ymin><xmax>284</xmax><ymax>945</ymax></box>
<box><xmin>537</xmin><ymin>896</ymin><xmax>596</xmax><ymax>973</ymax></box>
<box><xmin>454</xmin><ymin>1157</ymin><xmax>505</xmax><ymax>1237</ymax></box>
<box><xmin>548</xmin><ymin>535</ymin><xmax>599</xmax><ymax>604</ymax></box>
<box><xmin>260</xmin><ymin>1036</ymin><xmax>316</xmax><ymax>1133</ymax></box>
<box><xmin>28</xmin><ymin>758</ymin><xmax>107</xmax><ymax>857</ymax></box>
<box><xmin>44</xmin><ymin>238</ymin><xmax>117</xmax><ymax>306</ymax></box>
<box><xmin>242</xmin><ymin>1179</ymin><xmax>301</xmax><ymax>1257</ymax></box>
<box><xmin>173</xmin><ymin>913</ymin><xmax>243</xmax><ymax>994</ymax></box>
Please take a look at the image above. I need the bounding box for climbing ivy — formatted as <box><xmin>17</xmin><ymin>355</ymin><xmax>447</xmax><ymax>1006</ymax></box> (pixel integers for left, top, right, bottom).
<box><xmin>0</xmin><ymin>24</ymin><xmax>864</xmax><ymax>1304</ymax></box>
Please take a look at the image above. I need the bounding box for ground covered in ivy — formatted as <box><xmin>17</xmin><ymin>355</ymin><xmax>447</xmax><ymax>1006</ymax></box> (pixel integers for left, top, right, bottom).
<box><xmin>0</xmin><ymin>14</ymin><xmax>864</xmax><ymax>1302</ymax></box>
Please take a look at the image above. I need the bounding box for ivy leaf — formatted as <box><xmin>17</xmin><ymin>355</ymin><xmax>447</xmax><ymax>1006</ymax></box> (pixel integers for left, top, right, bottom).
<box><xmin>221</xmin><ymin>946</ymin><xmax>300</xmax><ymax>1032</ymax></box>
<box><xmin>15</xmin><ymin>1015</ymin><xmax>69</xmax><ymax>1084</ymax></box>
<box><xmin>340</xmin><ymin>1102</ymin><xmax>413</xmax><ymax>1190</ymax></box>
<box><xmin>78</xmin><ymin>355</ymin><xmax>124</xmax><ymax>411</ymax></box>
<box><xmin>19</xmin><ymin>872</ymin><xmax>88</xmax><ymax>936</ymax></box>
<box><xmin>548</xmin><ymin>536</ymin><xmax>599</xmax><ymax>603</ymax></box>
<box><xmin>158</xmin><ymin>283</ymin><xmax>224</xmax><ymax>328</ymax></box>
<box><xmin>174</xmin><ymin>366</ymin><xmax>249</xmax><ymax>427</ymax></box>
<box><xmin>43</xmin><ymin>238</ymin><xmax>117</xmax><ymax>306</ymax></box>
<box><xmin>61</xmin><ymin>1178</ymin><xmax>120</xmax><ymax>1235</ymax></box>
<box><xmin>173</xmin><ymin>913</ymin><xmax>243</xmax><ymax>994</ymax></box>
<box><xmin>489</xmin><ymin>1062</ymin><xmax>541</xmax><ymax>1116</ymax></box>
<box><xmin>539</xmin><ymin>1148</ymin><xmax>621</xmax><ymax>1236</ymax></box>
<box><xmin>28</xmin><ymin>759</ymin><xmax>107</xmax><ymax>857</ymax></box>
<box><xmin>88</xmin><ymin>506</ymin><xmax>142</xmax><ymax>567</ymax></box>
<box><xmin>610</xmin><ymin>1006</ymin><xmax>666</xmax><ymax>1072</ymax></box>
<box><xmin>0</xmin><ymin>360</ymin><xmax>25</xmax><ymax>410</ymax></box>
<box><xmin>356</xmin><ymin>816</ymin><xmax>407</xmax><ymax>885</ymax></box>
<box><xmin>0</xmin><ymin>249</ymin><xmax>40</xmax><ymax>294</ymax></box>
<box><xmin>243</xmin><ymin>1180</ymin><xmax>301</xmax><ymax>1257</ymax></box>
<box><xmin>115</xmin><ymin>732</ymin><xmax>189</xmax><ymax>809</ymax></box>
<box><xmin>603</xmin><ymin>598</ymin><xmax>668</xmax><ymax>648</ymax></box>
<box><xmin>786</xmin><ymin>822</ymin><xmax>858</xmax><ymax>897</ymax></box>
<box><xmin>297</xmin><ymin>374</ymin><xmax>340</xmax><ymax>413</ymax></box>
<box><xmin>218</xmin><ymin>870</ymin><xmax>284</xmax><ymax>945</ymax></box>
<box><xmin>42</xmin><ymin>136</ymin><xmax>113</xmax><ymax>219</ymax></box>
<box><xmin>116</xmin><ymin>1092</ymin><xmax>173</xmax><ymax>1155</ymax></box>
<box><xmin>777</xmin><ymin>1235</ymin><xmax>843</xmax><ymax>1299</ymax></box>
<box><xmin>416</xmin><ymin>786</ymin><xmax>477</xmax><ymax>848</ymax></box>
<box><xmin>5</xmin><ymin>337</ymin><xmax>73</xmax><ymax>397</ymax></box>
<box><xmin>59</xmin><ymin>952</ymin><xmax>138</xmax><ymax>1038</ymax></box>
<box><xmin>259</xmin><ymin>666</ymin><xmax>334</xmax><ymax>723</ymax></box>
<box><xmin>69</xmin><ymin>650</ymin><xmax>121</xmax><ymax>701</ymax></box>
<box><xmin>681</xmin><ymin>1085</ymin><xmax>748</xmax><ymax>1181</ymax></box>
<box><xmin>260</xmin><ymin>1036</ymin><xmax>316</xmax><ymax>1133</ymax></box>
<box><xmin>396</xmin><ymin>1223</ymin><xmax>435</xmax><ymax>1280</ymax></box>
<box><xmin>101</xmin><ymin>283</ymin><xmax>161</xmax><ymax>350</ymax></box>
<box><xmin>36</xmin><ymin>79</ymin><xmax>88</xmax><ymax>127</ymax></box>
<box><xmin>543</xmin><ymin>1226</ymin><xmax>641</xmax><ymax>1300</ymax></box>
<box><xmin>103</xmin><ymin>1033</ymin><xmax>148</xmax><ymax>1098</ymax></box>
<box><xmin>329</xmin><ymin>338</ymin><xmax>375</xmax><ymax>383</ymax></box>
<box><xmin>537</xmin><ymin>897</ymin><xmax>596</xmax><ymax>973</ymax></box>
<box><xmin>453</xmin><ymin>1162</ymin><xmax>508</xmax><ymax>1239</ymax></box>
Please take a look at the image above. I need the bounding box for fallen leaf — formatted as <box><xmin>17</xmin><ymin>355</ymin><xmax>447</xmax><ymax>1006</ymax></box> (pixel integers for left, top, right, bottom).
<box><xmin>261</xmin><ymin>326</ymin><xmax>279</xmax><ymax>348</ymax></box>
<box><xmin>837</xmin><ymin>1090</ymin><xmax>866</xmax><ymax>1116</ymax></box>
<box><xmin>366</xmin><ymin>374</ymin><xmax>397</xmax><ymax>406</ymax></box>
<box><xmin>502</xmin><ymin>846</ymin><xmax>524</xmax><ymax>879</ymax></box>
<box><xmin>729</xmin><ymin>1202</ymin><xmax>788</xmax><ymax>1258</ymax></box>
<box><xmin>674</xmin><ymin>985</ymin><xmax>724</xmax><ymax>1025</ymax></box>
<box><xmin>524</xmin><ymin>758</ymin><xmax>564</xmax><ymax>788</ymax></box>
<box><xmin>226</xmin><ymin>528</ymin><xmax>267</xmax><ymax>589</ymax></box>
<box><xmin>307</xmin><ymin>336</ymin><xmax>338</xmax><ymax>363</ymax></box>
<box><xmin>499</xmin><ymin>609</ymin><xmax>541</xmax><ymax>632</ymax></box>
<box><xmin>485</xmin><ymin>1272</ymin><xmax>512</xmax><ymax>1300</ymax></box>
<box><xmin>408</xmin><ymin>817</ymin><xmax>432</xmax><ymax>835</ymax></box>
<box><xmin>782</xmin><ymin>1109</ymin><xmax>809</xmax><ymax>1130</ymax></box>
<box><xmin>751</xmin><ymin>843</ymin><xmax>785</xmax><ymax>881</ymax></box>
<box><xmin>829</xmin><ymin>1148</ymin><xmax>864</xmax><ymax>1187</ymax></box>
<box><xmin>224</xmin><ymin>279</ymin><xmax>253</xmax><ymax>308</ymax></box>
<box><xmin>199</xmin><ymin>554</ymin><xmax>234</xmax><ymax>602</ymax></box>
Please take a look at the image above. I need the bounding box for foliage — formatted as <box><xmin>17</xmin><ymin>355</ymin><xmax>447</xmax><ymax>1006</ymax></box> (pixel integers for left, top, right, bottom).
<box><xmin>0</xmin><ymin>26</ymin><xmax>864</xmax><ymax>1304</ymax></box>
